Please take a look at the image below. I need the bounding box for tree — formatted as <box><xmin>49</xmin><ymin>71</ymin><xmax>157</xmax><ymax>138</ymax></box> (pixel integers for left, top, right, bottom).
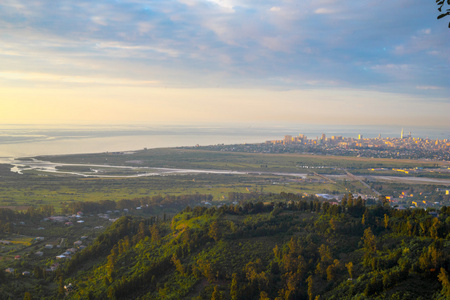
<box><xmin>259</xmin><ymin>291</ymin><xmax>271</xmax><ymax>300</ymax></box>
<box><xmin>306</xmin><ymin>275</ymin><xmax>314</xmax><ymax>300</ymax></box>
<box><xmin>318</xmin><ymin>244</ymin><xmax>332</xmax><ymax>263</ymax></box>
<box><xmin>326</xmin><ymin>259</ymin><xmax>340</xmax><ymax>281</ymax></box>
<box><xmin>230</xmin><ymin>273</ymin><xmax>239</xmax><ymax>300</ymax></box>
<box><xmin>345</xmin><ymin>262</ymin><xmax>353</xmax><ymax>279</ymax></box>
<box><xmin>347</xmin><ymin>194</ymin><xmax>354</xmax><ymax>207</ymax></box>
<box><xmin>106</xmin><ymin>245</ymin><xmax>118</xmax><ymax>280</ymax></box>
<box><xmin>437</xmin><ymin>1</ymin><xmax>450</xmax><ymax>28</ymax></box>
<box><xmin>34</xmin><ymin>266</ymin><xmax>43</xmax><ymax>279</ymax></box>
<box><xmin>58</xmin><ymin>276</ymin><xmax>65</xmax><ymax>297</ymax></box>
<box><xmin>363</xmin><ymin>228</ymin><xmax>376</xmax><ymax>253</ymax></box>
<box><xmin>209</xmin><ymin>220</ymin><xmax>221</xmax><ymax>242</ymax></box>
<box><xmin>197</xmin><ymin>258</ymin><xmax>215</xmax><ymax>282</ymax></box>
<box><xmin>438</xmin><ymin>268</ymin><xmax>450</xmax><ymax>297</ymax></box>
<box><xmin>284</xmin><ymin>271</ymin><xmax>301</xmax><ymax>299</ymax></box>
<box><xmin>341</xmin><ymin>195</ymin><xmax>347</xmax><ymax>209</ymax></box>
<box><xmin>383</xmin><ymin>214</ymin><xmax>389</xmax><ymax>229</ymax></box>
<box><xmin>362</xmin><ymin>228</ymin><xmax>376</xmax><ymax>267</ymax></box>
<box><xmin>273</xmin><ymin>245</ymin><xmax>280</xmax><ymax>259</ymax></box>
<box><xmin>23</xmin><ymin>292</ymin><xmax>32</xmax><ymax>300</ymax></box>
<box><xmin>137</xmin><ymin>222</ymin><xmax>147</xmax><ymax>240</ymax></box>
<box><xmin>211</xmin><ymin>285</ymin><xmax>223</xmax><ymax>300</ymax></box>
<box><xmin>419</xmin><ymin>244</ymin><xmax>443</xmax><ymax>271</ymax></box>
<box><xmin>430</xmin><ymin>217</ymin><xmax>441</xmax><ymax>239</ymax></box>
<box><xmin>149</xmin><ymin>224</ymin><xmax>160</xmax><ymax>243</ymax></box>
<box><xmin>316</xmin><ymin>244</ymin><xmax>332</xmax><ymax>277</ymax></box>
<box><xmin>379</xmin><ymin>195</ymin><xmax>388</xmax><ymax>206</ymax></box>
<box><xmin>171</xmin><ymin>254</ymin><xmax>185</xmax><ymax>276</ymax></box>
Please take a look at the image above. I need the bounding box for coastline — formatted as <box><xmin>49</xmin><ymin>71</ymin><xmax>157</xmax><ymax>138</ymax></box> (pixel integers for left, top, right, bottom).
<box><xmin>1</xmin><ymin>124</ymin><xmax>448</xmax><ymax>159</ymax></box>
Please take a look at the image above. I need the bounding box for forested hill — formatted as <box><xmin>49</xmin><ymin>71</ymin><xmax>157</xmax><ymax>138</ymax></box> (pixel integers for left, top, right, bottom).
<box><xmin>57</xmin><ymin>194</ymin><xmax>450</xmax><ymax>300</ymax></box>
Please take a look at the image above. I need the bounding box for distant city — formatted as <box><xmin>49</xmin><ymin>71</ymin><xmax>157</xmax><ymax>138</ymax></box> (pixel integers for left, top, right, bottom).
<box><xmin>192</xmin><ymin>129</ymin><xmax>450</xmax><ymax>161</ymax></box>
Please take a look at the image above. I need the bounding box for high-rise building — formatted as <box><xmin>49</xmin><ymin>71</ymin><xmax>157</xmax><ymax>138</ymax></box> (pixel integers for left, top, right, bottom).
<box><xmin>401</xmin><ymin>128</ymin><xmax>404</xmax><ymax>139</ymax></box>
<box><xmin>284</xmin><ymin>135</ymin><xmax>292</xmax><ymax>144</ymax></box>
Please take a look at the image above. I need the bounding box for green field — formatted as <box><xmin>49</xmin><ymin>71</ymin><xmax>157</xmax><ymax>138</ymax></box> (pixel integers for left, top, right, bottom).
<box><xmin>35</xmin><ymin>148</ymin><xmax>446</xmax><ymax>172</ymax></box>
<box><xmin>0</xmin><ymin>148</ymin><xmax>448</xmax><ymax>211</ymax></box>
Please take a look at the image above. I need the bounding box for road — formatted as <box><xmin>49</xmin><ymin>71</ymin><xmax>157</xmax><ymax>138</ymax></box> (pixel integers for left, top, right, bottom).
<box><xmin>343</xmin><ymin>169</ymin><xmax>381</xmax><ymax>196</ymax></box>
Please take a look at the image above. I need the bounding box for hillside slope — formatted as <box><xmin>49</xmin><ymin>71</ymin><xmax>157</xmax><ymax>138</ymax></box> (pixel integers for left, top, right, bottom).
<box><xmin>61</xmin><ymin>195</ymin><xmax>450</xmax><ymax>300</ymax></box>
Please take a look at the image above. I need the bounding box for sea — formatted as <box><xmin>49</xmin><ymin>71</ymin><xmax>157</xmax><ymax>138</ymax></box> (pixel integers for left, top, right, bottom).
<box><xmin>0</xmin><ymin>124</ymin><xmax>448</xmax><ymax>160</ymax></box>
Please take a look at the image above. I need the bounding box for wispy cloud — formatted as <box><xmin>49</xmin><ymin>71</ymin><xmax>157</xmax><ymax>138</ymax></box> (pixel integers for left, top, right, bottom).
<box><xmin>416</xmin><ymin>85</ymin><xmax>442</xmax><ymax>90</ymax></box>
<box><xmin>314</xmin><ymin>8</ymin><xmax>337</xmax><ymax>14</ymax></box>
<box><xmin>0</xmin><ymin>0</ymin><xmax>448</xmax><ymax>125</ymax></box>
<box><xmin>0</xmin><ymin>71</ymin><xmax>159</xmax><ymax>86</ymax></box>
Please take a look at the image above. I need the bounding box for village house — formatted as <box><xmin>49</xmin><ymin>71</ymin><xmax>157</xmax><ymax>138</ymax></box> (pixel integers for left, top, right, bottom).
<box><xmin>48</xmin><ymin>216</ymin><xmax>68</xmax><ymax>222</ymax></box>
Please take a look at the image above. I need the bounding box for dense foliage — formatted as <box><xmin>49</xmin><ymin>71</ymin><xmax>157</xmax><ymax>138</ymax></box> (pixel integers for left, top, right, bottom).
<box><xmin>55</xmin><ymin>194</ymin><xmax>450</xmax><ymax>300</ymax></box>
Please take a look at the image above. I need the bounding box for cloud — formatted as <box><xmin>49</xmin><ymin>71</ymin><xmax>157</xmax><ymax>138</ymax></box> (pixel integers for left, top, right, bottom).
<box><xmin>94</xmin><ymin>42</ymin><xmax>180</xmax><ymax>58</ymax></box>
<box><xmin>177</xmin><ymin>0</ymin><xmax>197</xmax><ymax>7</ymax></box>
<box><xmin>0</xmin><ymin>71</ymin><xmax>159</xmax><ymax>86</ymax></box>
<box><xmin>205</xmin><ymin>0</ymin><xmax>235</xmax><ymax>12</ymax></box>
<box><xmin>416</xmin><ymin>85</ymin><xmax>442</xmax><ymax>90</ymax></box>
<box><xmin>314</xmin><ymin>8</ymin><xmax>336</xmax><ymax>14</ymax></box>
<box><xmin>0</xmin><ymin>0</ymin><xmax>448</xmax><ymax>101</ymax></box>
<box><xmin>91</xmin><ymin>16</ymin><xmax>108</xmax><ymax>26</ymax></box>
<box><xmin>419</xmin><ymin>28</ymin><xmax>431</xmax><ymax>35</ymax></box>
<box><xmin>371</xmin><ymin>64</ymin><xmax>411</xmax><ymax>72</ymax></box>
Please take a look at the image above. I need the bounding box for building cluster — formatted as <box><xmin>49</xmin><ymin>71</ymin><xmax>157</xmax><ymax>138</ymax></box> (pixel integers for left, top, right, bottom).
<box><xmin>3</xmin><ymin>235</ymin><xmax>89</xmax><ymax>277</ymax></box>
<box><xmin>264</xmin><ymin>130</ymin><xmax>450</xmax><ymax>160</ymax></box>
<box><xmin>269</xmin><ymin>131</ymin><xmax>448</xmax><ymax>150</ymax></box>
<box><xmin>194</xmin><ymin>129</ymin><xmax>449</xmax><ymax>160</ymax></box>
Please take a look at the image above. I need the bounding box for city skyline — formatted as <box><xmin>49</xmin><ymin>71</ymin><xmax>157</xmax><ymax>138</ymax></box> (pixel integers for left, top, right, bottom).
<box><xmin>0</xmin><ymin>1</ymin><xmax>449</xmax><ymax>127</ymax></box>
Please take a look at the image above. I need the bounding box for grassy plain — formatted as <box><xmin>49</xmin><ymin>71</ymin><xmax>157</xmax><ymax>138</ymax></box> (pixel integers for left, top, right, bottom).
<box><xmin>35</xmin><ymin>148</ymin><xmax>445</xmax><ymax>172</ymax></box>
<box><xmin>0</xmin><ymin>148</ymin><xmax>448</xmax><ymax>210</ymax></box>
<box><xmin>0</xmin><ymin>171</ymin><xmax>348</xmax><ymax>210</ymax></box>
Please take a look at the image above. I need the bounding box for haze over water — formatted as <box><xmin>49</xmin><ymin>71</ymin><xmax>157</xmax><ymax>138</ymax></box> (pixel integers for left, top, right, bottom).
<box><xmin>0</xmin><ymin>124</ymin><xmax>448</xmax><ymax>159</ymax></box>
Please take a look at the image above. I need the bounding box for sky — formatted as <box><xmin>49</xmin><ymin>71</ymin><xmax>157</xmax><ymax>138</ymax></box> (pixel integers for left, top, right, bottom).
<box><xmin>0</xmin><ymin>0</ymin><xmax>449</xmax><ymax>127</ymax></box>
